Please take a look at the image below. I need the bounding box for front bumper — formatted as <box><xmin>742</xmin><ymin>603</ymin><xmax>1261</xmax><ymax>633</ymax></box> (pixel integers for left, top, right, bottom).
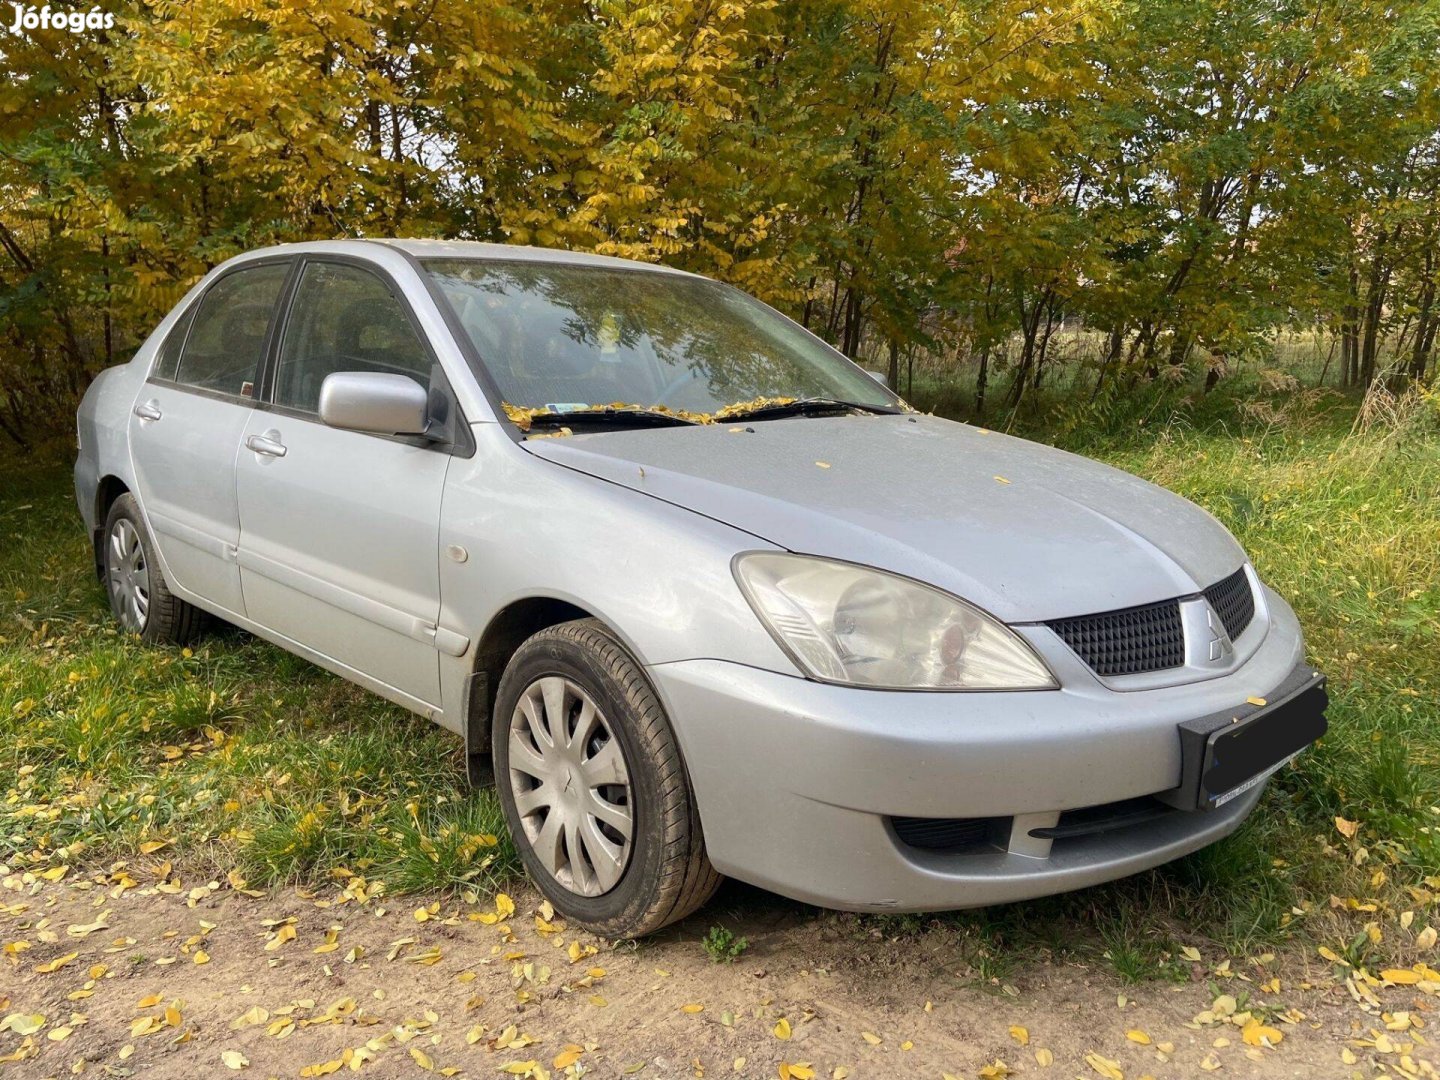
<box><xmin>649</xmin><ymin>586</ymin><xmax>1315</xmax><ymax>911</ymax></box>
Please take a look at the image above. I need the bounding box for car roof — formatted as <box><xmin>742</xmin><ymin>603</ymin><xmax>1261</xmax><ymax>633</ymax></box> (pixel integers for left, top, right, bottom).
<box><xmin>235</xmin><ymin>239</ymin><xmax>699</xmax><ymax>278</ymax></box>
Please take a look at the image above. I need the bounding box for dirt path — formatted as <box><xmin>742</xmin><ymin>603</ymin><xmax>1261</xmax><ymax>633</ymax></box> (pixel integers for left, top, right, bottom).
<box><xmin>1</xmin><ymin>865</ymin><xmax>1431</xmax><ymax>1079</ymax></box>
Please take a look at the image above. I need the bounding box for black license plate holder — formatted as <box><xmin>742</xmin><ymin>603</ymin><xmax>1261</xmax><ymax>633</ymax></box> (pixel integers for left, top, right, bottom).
<box><xmin>1161</xmin><ymin>667</ymin><xmax>1328</xmax><ymax>812</ymax></box>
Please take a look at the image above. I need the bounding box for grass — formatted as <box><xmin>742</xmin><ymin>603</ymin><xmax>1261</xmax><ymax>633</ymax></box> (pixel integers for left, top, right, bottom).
<box><xmin>0</xmin><ymin>460</ymin><xmax>518</xmax><ymax>899</ymax></box>
<box><xmin>2</xmin><ymin>377</ymin><xmax>1438</xmax><ymax>976</ymax></box>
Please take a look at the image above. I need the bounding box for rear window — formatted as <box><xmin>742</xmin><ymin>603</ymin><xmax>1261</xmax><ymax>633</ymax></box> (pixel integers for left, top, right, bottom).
<box><xmin>172</xmin><ymin>263</ymin><xmax>289</xmax><ymax>398</ymax></box>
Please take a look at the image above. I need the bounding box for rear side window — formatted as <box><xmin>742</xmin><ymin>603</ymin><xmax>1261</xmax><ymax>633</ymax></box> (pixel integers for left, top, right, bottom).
<box><xmin>274</xmin><ymin>262</ymin><xmax>433</xmax><ymax>414</ymax></box>
<box><xmin>150</xmin><ymin>305</ymin><xmax>196</xmax><ymax>382</ymax></box>
<box><xmin>174</xmin><ymin>263</ymin><xmax>289</xmax><ymax>398</ymax></box>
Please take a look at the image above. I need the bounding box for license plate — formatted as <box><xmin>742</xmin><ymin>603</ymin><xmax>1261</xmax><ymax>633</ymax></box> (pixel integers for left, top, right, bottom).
<box><xmin>1163</xmin><ymin>668</ymin><xmax>1328</xmax><ymax>812</ymax></box>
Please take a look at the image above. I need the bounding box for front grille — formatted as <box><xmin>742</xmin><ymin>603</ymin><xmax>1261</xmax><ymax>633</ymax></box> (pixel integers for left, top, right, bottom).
<box><xmin>889</xmin><ymin>815</ymin><xmax>1005</xmax><ymax>854</ymax></box>
<box><xmin>1203</xmin><ymin>567</ymin><xmax>1255</xmax><ymax>640</ymax></box>
<box><xmin>1046</xmin><ymin>599</ymin><xmax>1185</xmax><ymax>676</ymax></box>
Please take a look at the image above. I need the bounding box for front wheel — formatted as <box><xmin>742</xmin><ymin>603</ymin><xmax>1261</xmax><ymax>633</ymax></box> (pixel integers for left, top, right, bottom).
<box><xmin>493</xmin><ymin>619</ymin><xmax>721</xmax><ymax>937</ymax></box>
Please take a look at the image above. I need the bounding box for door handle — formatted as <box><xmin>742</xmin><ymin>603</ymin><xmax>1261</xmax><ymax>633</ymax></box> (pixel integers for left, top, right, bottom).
<box><xmin>133</xmin><ymin>401</ymin><xmax>162</xmax><ymax>422</ymax></box>
<box><xmin>245</xmin><ymin>432</ymin><xmax>288</xmax><ymax>458</ymax></box>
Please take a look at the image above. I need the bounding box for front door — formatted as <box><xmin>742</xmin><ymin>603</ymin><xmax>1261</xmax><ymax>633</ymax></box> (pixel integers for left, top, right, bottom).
<box><xmin>234</xmin><ymin>259</ymin><xmax>453</xmax><ymax>709</ymax></box>
<box><xmin>128</xmin><ymin>261</ymin><xmax>291</xmax><ymax>617</ymax></box>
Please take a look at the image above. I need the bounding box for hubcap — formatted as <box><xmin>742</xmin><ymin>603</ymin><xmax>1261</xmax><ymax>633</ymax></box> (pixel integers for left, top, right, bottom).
<box><xmin>508</xmin><ymin>676</ymin><xmax>634</xmax><ymax>897</ymax></box>
<box><xmin>107</xmin><ymin>519</ymin><xmax>150</xmax><ymax>632</ymax></box>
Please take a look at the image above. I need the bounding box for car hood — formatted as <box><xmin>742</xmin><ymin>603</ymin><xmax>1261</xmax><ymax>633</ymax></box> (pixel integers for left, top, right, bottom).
<box><xmin>521</xmin><ymin>413</ymin><xmax>1246</xmax><ymax>622</ymax></box>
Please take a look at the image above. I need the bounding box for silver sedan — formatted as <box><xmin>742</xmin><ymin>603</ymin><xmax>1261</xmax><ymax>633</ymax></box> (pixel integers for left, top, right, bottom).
<box><xmin>75</xmin><ymin>240</ymin><xmax>1328</xmax><ymax>936</ymax></box>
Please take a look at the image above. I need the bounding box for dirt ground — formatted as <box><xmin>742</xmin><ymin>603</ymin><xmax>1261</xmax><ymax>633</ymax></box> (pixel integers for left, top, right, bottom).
<box><xmin>1</xmin><ymin>865</ymin><xmax>1433</xmax><ymax>1079</ymax></box>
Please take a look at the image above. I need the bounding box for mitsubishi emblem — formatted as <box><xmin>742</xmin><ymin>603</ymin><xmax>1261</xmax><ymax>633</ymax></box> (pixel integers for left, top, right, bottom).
<box><xmin>1204</xmin><ymin>607</ymin><xmax>1234</xmax><ymax>662</ymax></box>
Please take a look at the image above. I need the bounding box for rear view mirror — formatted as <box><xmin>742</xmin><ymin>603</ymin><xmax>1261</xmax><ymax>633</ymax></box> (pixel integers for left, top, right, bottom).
<box><xmin>319</xmin><ymin>372</ymin><xmax>430</xmax><ymax>436</ymax></box>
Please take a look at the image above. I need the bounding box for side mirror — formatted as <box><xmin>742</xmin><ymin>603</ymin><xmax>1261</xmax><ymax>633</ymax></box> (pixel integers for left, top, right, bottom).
<box><xmin>864</xmin><ymin>368</ymin><xmax>890</xmax><ymax>387</ymax></box>
<box><xmin>319</xmin><ymin>372</ymin><xmax>430</xmax><ymax>436</ymax></box>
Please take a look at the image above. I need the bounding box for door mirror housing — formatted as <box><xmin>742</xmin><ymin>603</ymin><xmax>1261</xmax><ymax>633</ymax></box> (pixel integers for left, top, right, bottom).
<box><xmin>319</xmin><ymin>372</ymin><xmax>430</xmax><ymax>436</ymax></box>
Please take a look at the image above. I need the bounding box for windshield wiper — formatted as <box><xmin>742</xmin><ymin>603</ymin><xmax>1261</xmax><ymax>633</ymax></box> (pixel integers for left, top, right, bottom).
<box><xmin>718</xmin><ymin>397</ymin><xmax>902</xmax><ymax>422</ymax></box>
<box><xmin>526</xmin><ymin>407</ymin><xmax>700</xmax><ymax>431</ymax></box>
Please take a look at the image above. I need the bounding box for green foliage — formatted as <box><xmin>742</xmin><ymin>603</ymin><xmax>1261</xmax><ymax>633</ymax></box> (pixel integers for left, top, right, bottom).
<box><xmin>702</xmin><ymin>925</ymin><xmax>750</xmax><ymax>964</ymax></box>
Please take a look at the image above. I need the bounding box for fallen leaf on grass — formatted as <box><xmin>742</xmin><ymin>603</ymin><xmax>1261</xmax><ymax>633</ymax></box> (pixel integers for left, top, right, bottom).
<box><xmin>779</xmin><ymin>1064</ymin><xmax>816</xmax><ymax>1080</ymax></box>
<box><xmin>1085</xmin><ymin>1051</ymin><xmax>1123</xmax><ymax>1079</ymax></box>
<box><xmin>861</xmin><ymin>1031</ymin><xmax>881</xmax><ymax>1046</ymax></box>
<box><xmin>1126</xmin><ymin>1029</ymin><xmax>1151</xmax><ymax>1044</ymax></box>
<box><xmin>681</xmin><ymin>1004</ymin><xmax>704</xmax><ymax>1014</ymax></box>
<box><xmin>1034</xmin><ymin>1048</ymin><xmax>1054</xmax><ymax>1067</ymax></box>
<box><xmin>1008</xmin><ymin>1026</ymin><xmax>1028</xmax><ymax>1045</ymax></box>
<box><xmin>774</xmin><ymin>1018</ymin><xmax>792</xmax><ymax>1039</ymax></box>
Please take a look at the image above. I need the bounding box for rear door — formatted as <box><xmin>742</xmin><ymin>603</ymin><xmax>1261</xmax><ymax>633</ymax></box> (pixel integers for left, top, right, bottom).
<box><xmin>234</xmin><ymin>258</ymin><xmax>461</xmax><ymax>711</ymax></box>
<box><xmin>128</xmin><ymin>260</ymin><xmax>291</xmax><ymax>617</ymax></box>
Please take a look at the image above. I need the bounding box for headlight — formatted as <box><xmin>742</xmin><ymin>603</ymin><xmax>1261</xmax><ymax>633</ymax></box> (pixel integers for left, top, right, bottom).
<box><xmin>733</xmin><ymin>553</ymin><xmax>1057</xmax><ymax>691</ymax></box>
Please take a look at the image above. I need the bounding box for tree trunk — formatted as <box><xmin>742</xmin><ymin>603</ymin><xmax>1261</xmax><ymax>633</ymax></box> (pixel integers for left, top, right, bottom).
<box><xmin>1410</xmin><ymin>251</ymin><xmax>1435</xmax><ymax>380</ymax></box>
<box><xmin>975</xmin><ymin>344</ymin><xmax>990</xmax><ymax>418</ymax></box>
<box><xmin>1359</xmin><ymin>227</ymin><xmax>1393</xmax><ymax>386</ymax></box>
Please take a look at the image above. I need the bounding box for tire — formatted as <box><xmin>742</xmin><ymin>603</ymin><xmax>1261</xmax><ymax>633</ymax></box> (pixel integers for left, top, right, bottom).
<box><xmin>102</xmin><ymin>493</ymin><xmax>208</xmax><ymax>645</ymax></box>
<box><xmin>492</xmin><ymin>619</ymin><xmax>721</xmax><ymax>937</ymax></box>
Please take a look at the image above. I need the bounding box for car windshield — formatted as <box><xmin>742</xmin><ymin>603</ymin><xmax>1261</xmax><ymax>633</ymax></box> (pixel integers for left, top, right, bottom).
<box><xmin>421</xmin><ymin>259</ymin><xmax>899</xmax><ymax>423</ymax></box>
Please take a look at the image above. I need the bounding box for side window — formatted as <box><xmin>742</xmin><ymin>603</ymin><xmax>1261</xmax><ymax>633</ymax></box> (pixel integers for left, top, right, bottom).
<box><xmin>150</xmin><ymin>304</ymin><xmax>196</xmax><ymax>382</ymax></box>
<box><xmin>174</xmin><ymin>263</ymin><xmax>289</xmax><ymax>397</ymax></box>
<box><xmin>274</xmin><ymin>262</ymin><xmax>433</xmax><ymax>414</ymax></box>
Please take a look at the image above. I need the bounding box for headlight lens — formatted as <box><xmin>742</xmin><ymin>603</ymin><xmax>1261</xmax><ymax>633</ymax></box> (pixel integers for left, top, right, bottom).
<box><xmin>733</xmin><ymin>553</ymin><xmax>1057</xmax><ymax>690</ymax></box>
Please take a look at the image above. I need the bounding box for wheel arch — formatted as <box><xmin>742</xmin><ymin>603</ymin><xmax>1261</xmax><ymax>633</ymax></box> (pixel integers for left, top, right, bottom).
<box><xmin>463</xmin><ymin>596</ymin><xmax>596</xmax><ymax>784</ymax></box>
<box><xmin>92</xmin><ymin>475</ymin><xmax>132</xmax><ymax>580</ymax></box>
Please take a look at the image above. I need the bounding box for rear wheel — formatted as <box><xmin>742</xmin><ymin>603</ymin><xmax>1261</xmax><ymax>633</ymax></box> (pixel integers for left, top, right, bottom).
<box><xmin>102</xmin><ymin>494</ymin><xmax>207</xmax><ymax>645</ymax></box>
<box><xmin>493</xmin><ymin>619</ymin><xmax>721</xmax><ymax>937</ymax></box>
